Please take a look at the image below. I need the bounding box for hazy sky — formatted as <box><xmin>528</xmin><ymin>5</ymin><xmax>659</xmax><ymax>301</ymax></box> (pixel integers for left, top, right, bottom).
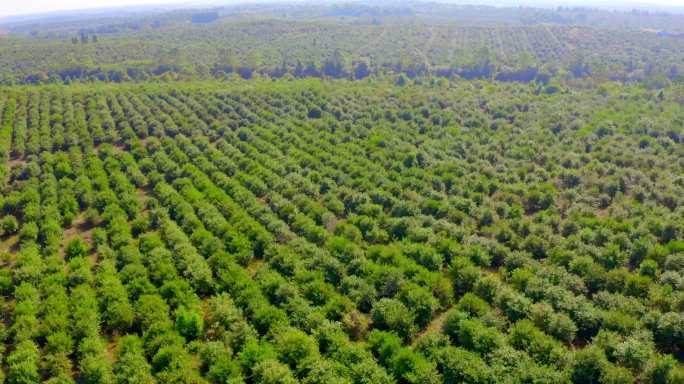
<box><xmin>0</xmin><ymin>0</ymin><xmax>195</xmax><ymax>18</ymax></box>
<box><xmin>1</xmin><ymin>0</ymin><xmax>683</xmax><ymax>18</ymax></box>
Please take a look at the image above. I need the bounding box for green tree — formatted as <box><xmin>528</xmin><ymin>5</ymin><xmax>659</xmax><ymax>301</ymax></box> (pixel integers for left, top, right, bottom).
<box><xmin>175</xmin><ymin>306</ymin><xmax>204</xmax><ymax>340</ymax></box>
<box><xmin>65</xmin><ymin>237</ymin><xmax>89</xmax><ymax>259</ymax></box>
<box><xmin>371</xmin><ymin>298</ymin><xmax>417</xmax><ymax>340</ymax></box>
<box><xmin>0</xmin><ymin>215</ymin><xmax>19</xmax><ymax>236</ymax></box>
<box><xmin>252</xmin><ymin>359</ymin><xmax>297</xmax><ymax>384</ymax></box>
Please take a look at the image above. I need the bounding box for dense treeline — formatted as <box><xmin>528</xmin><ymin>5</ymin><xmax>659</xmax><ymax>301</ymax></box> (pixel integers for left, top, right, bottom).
<box><xmin>2</xmin><ymin>11</ymin><xmax>684</xmax><ymax>86</ymax></box>
<box><xmin>0</xmin><ymin>78</ymin><xmax>682</xmax><ymax>383</ymax></box>
<box><xmin>7</xmin><ymin>2</ymin><xmax>684</xmax><ymax>37</ymax></box>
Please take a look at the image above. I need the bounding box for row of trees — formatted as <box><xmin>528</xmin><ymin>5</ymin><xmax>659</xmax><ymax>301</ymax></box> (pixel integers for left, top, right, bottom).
<box><xmin>4</xmin><ymin>16</ymin><xmax>684</xmax><ymax>86</ymax></box>
<box><xmin>0</xmin><ymin>79</ymin><xmax>682</xmax><ymax>382</ymax></box>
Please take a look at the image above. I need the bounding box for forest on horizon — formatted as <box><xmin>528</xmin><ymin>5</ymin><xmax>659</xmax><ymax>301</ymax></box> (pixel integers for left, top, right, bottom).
<box><xmin>0</xmin><ymin>2</ymin><xmax>684</xmax><ymax>86</ymax></box>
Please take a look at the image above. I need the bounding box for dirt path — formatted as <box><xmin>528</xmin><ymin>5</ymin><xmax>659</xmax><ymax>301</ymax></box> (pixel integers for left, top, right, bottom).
<box><xmin>246</xmin><ymin>259</ymin><xmax>265</xmax><ymax>277</ymax></box>
<box><xmin>59</xmin><ymin>211</ymin><xmax>94</xmax><ymax>258</ymax></box>
<box><xmin>0</xmin><ymin>235</ymin><xmax>19</xmax><ymax>265</ymax></box>
<box><xmin>7</xmin><ymin>158</ymin><xmax>27</xmax><ymax>168</ymax></box>
<box><xmin>411</xmin><ymin>306</ymin><xmax>452</xmax><ymax>347</ymax></box>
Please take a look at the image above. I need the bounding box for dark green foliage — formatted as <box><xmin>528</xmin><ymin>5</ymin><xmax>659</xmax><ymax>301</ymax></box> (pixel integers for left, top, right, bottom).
<box><xmin>508</xmin><ymin>320</ymin><xmax>565</xmax><ymax>365</ymax></box>
<box><xmin>368</xmin><ymin>330</ymin><xmax>441</xmax><ymax>383</ymax></box>
<box><xmin>274</xmin><ymin>328</ymin><xmax>317</xmax><ymax>365</ymax></box>
<box><xmin>175</xmin><ymin>306</ymin><xmax>204</xmax><ymax>340</ymax></box>
<box><xmin>431</xmin><ymin>346</ymin><xmax>491</xmax><ymax>384</ymax></box>
<box><xmin>571</xmin><ymin>346</ymin><xmax>608</xmax><ymax>384</ymax></box>
<box><xmin>0</xmin><ymin>76</ymin><xmax>682</xmax><ymax>384</ymax></box>
<box><xmin>114</xmin><ymin>336</ymin><xmax>156</xmax><ymax>384</ymax></box>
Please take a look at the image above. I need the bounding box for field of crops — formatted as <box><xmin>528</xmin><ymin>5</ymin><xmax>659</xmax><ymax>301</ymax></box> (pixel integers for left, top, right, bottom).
<box><xmin>0</xmin><ymin>79</ymin><xmax>681</xmax><ymax>383</ymax></box>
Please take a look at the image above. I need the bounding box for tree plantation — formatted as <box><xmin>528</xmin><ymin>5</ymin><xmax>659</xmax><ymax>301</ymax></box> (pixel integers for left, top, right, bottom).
<box><xmin>1</xmin><ymin>0</ymin><xmax>684</xmax><ymax>383</ymax></box>
<box><xmin>2</xmin><ymin>4</ymin><xmax>684</xmax><ymax>86</ymax></box>
<box><xmin>0</xmin><ymin>78</ymin><xmax>681</xmax><ymax>383</ymax></box>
